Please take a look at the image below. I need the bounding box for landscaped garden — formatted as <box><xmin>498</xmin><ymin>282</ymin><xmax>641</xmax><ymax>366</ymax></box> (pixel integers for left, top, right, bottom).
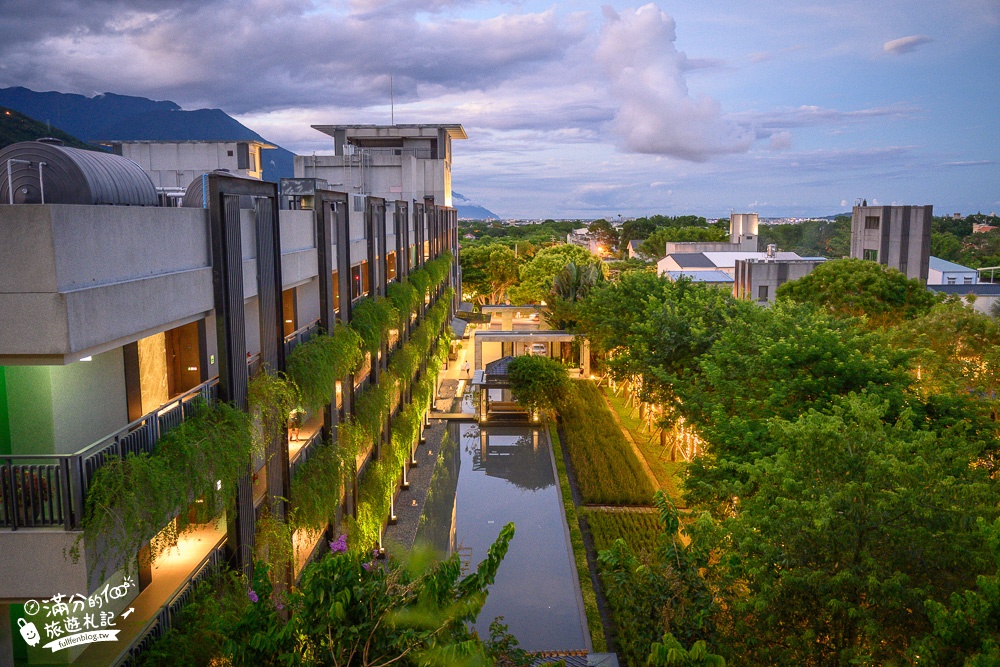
<box><xmin>557</xmin><ymin>379</ymin><xmax>654</xmax><ymax>506</ymax></box>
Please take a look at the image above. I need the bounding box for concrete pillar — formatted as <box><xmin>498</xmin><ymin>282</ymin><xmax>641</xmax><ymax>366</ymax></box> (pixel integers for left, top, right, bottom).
<box><xmin>582</xmin><ymin>339</ymin><xmax>591</xmax><ymax>377</ymax></box>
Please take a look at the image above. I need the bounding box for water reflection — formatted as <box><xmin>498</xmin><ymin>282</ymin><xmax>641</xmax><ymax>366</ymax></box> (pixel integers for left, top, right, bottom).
<box><xmin>417</xmin><ymin>422</ymin><xmax>587</xmax><ymax>652</ymax></box>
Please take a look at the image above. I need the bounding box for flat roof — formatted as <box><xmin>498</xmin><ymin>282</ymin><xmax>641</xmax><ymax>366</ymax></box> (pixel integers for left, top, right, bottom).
<box><xmin>668</xmin><ymin>253</ymin><xmax>717</xmax><ymax>269</ymax></box>
<box><xmin>311</xmin><ymin>124</ymin><xmax>468</xmax><ymax>140</ymax></box>
<box><xmin>98</xmin><ymin>139</ymin><xmax>276</xmax><ymax>148</ymax></box>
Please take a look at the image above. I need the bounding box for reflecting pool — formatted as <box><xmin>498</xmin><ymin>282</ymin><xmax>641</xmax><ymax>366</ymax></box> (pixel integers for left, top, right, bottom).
<box><xmin>416</xmin><ymin>421</ymin><xmax>588</xmax><ymax>651</ymax></box>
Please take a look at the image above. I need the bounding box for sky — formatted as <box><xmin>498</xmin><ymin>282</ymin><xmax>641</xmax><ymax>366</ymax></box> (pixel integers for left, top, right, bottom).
<box><xmin>1</xmin><ymin>0</ymin><xmax>997</xmax><ymax>219</ymax></box>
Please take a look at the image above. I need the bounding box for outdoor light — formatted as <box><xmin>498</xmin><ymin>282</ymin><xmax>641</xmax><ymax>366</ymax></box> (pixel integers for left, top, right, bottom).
<box><xmin>80</xmin><ymin>356</ymin><xmax>92</xmax><ymax>362</ymax></box>
<box><xmin>216</xmin><ymin>480</ymin><xmax>222</xmax><ymax>491</ymax></box>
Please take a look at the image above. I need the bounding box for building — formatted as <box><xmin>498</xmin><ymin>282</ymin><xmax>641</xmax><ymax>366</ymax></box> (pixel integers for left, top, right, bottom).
<box><xmin>927</xmin><ymin>283</ymin><xmax>1000</xmax><ymax>315</ymax></box>
<box><xmin>657</xmin><ymin>250</ymin><xmax>805</xmax><ymax>278</ymax></box>
<box><xmin>294</xmin><ymin>124</ymin><xmax>467</xmax><ymax>207</ymax></box>
<box><xmin>850</xmin><ymin>204</ymin><xmax>932</xmax><ymax>282</ymax></box>
<box><xmin>663</xmin><ymin>270</ymin><xmax>734</xmax><ymax>288</ymax></box>
<box><xmin>734</xmin><ymin>256</ymin><xmax>827</xmax><ymax>305</ymax></box>
<box><xmin>927</xmin><ymin>256</ymin><xmax>978</xmax><ymax>286</ymax></box>
<box><xmin>97</xmin><ymin>139</ymin><xmax>274</xmax><ymax>190</ymax></box>
<box><xmin>662</xmin><ymin>212</ymin><xmax>759</xmax><ymax>255</ymax></box>
<box><xmin>0</xmin><ymin>134</ymin><xmax>460</xmax><ymax>665</ymax></box>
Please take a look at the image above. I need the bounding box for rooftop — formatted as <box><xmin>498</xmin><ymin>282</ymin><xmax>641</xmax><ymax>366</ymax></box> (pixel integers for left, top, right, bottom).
<box><xmin>666</xmin><ymin>270</ymin><xmax>734</xmax><ymax>283</ymax></box>
<box><xmin>311</xmin><ymin>124</ymin><xmax>468</xmax><ymax>140</ymax></box>
<box><xmin>929</xmin><ymin>256</ymin><xmax>976</xmax><ymax>273</ymax></box>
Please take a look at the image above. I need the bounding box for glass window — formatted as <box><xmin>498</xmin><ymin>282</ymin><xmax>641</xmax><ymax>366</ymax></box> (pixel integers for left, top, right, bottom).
<box><xmin>332</xmin><ymin>271</ymin><xmax>340</xmax><ymax>312</ymax></box>
<box><xmin>864</xmin><ymin>216</ymin><xmax>880</xmax><ymax>230</ymax></box>
<box><xmin>863</xmin><ymin>249</ymin><xmax>878</xmax><ymax>262</ymax></box>
<box><xmin>757</xmin><ymin>285</ymin><xmax>769</xmax><ymax>302</ymax></box>
<box><xmin>386</xmin><ymin>252</ymin><xmax>397</xmax><ymax>282</ymax></box>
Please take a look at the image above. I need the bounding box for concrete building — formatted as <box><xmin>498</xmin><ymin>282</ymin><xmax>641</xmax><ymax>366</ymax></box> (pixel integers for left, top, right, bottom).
<box><xmin>734</xmin><ymin>257</ymin><xmax>827</xmax><ymax>305</ymax></box>
<box><xmin>927</xmin><ymin>283</ymin><xmax>1000</xmax><ymax>315</ymax></box>
<box><xmin>850</xmin><ymin>204</ymin><xmax>932</xmax><ymax>282</ymax></box>
<box><xmin>663</xmin><ymin>270</ymin><xmax>735</xmax><ymax>288</ymax></box>
<box><xmin>98</xmin><ymin>139</ymin><xmax>274</xmax><ymax>190</ymax></box>
<box><xmin>927</xmin><ymin>256</ymin><xmax>978</xmax><ymax>286</ymax></box>
<box><xmin>295</xmin><ymin>124</ymin><xmax>467</xmax><ymax>208</ymax></box>
<box><xmin>657</xmin><ymin>250</ymin><xmax>804</xmax><ymax>278</ymax></box>
<box><xmin>0</xmin><ymin>137</ymin><xmax>460</xmax><ymax>666</ymax></box>
<box><xmin>662</xmin><ymin>212</ymin><xmax>759</xmax><ymax>255</ymax></box>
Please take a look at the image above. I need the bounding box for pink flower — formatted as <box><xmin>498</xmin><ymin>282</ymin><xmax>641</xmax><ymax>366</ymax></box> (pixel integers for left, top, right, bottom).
<box><xmin>362</xmin><ymin>562</ymin><xmax>372</xmax><ymax>571</ymax></box>
<box><xmin>248</xmin><ymin>590</ymin><xmax>258</xmax><ymax>603</ymax></box>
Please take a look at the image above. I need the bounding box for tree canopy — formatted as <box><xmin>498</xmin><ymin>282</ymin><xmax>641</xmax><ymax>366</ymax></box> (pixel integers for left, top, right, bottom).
<box><xmin>508</xmin><ymin>243</ymin><xmax>603</xmax><ymax>305</ymax></box>
<box><xmin>776</xmin><ymin>257</ymin><xmax>939</xmax><ymax>327</ymax></box>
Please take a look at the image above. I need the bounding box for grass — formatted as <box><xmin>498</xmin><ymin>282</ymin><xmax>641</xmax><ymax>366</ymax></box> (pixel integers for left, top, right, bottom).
<box><xmin>548</xmin><ymin>423</ymin><xmax>607</xmax><ymax>653</ymax></box>
<box><xmin>600</xmin><ymin>386</ymin><xmax>687</xmax><ymax>508</ymax></box>
<box><xmin>584</xmin><ymin>510</ymin><xmax>663</xmax><ymax>562</ymax></box>
<box><xmin>558</xmin><ymin>380</ymin><xmax>655</xmax><ymax>506</ymax></box>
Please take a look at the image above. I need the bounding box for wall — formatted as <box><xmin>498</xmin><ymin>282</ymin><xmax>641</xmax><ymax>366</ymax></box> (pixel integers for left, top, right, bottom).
<box><xmin>0</xmin><ymin>205</ymin><xmax>214</xmax><ymax>363</ymax></box>
<box><xmin>0</xmin><ymin>367</ymin><xmax>9</xmax><ymax>455</ymax></box>
<box><xmin>3</xmin><ymin>349</ymin><xmax>127</xmax><ymax>455</ymax></box>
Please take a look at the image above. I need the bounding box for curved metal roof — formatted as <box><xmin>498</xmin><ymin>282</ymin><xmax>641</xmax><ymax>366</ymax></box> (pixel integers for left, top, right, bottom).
<box><xmin>0</xmin><ymin>141</ymin><xmax>157</xmax><ymax>206</ymax></box>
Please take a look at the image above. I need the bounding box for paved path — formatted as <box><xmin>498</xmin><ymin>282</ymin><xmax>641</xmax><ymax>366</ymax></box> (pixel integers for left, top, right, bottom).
<box><xmin>382</xmin><ymin>420</ymin><xmax>447</xmax><ymax>552</ymax></box>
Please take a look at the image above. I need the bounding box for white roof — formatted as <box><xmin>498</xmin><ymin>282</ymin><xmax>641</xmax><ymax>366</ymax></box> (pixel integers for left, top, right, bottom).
<box><xmin>700</xmin><ymin>251</ymin><xmax>803</xmax><ymax>268</ymax></box>
<box><xmin>929</xmin><ymin>256</ymin><xmax>975</xmax><ymax>273</ymax></box>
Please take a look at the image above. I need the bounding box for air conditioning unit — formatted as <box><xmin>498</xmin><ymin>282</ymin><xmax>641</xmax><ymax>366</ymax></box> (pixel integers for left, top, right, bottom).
<box><xmin>352</xmin><ymin>194</ymin><xmax>367</xmax><ymax>212</ymax></box>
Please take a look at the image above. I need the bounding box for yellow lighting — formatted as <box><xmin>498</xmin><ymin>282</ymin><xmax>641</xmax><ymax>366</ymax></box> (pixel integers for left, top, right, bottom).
<box><xmin>187</xmin><ymin>366</ymin><xmax>198</xmax><ymax>372</ymax></box>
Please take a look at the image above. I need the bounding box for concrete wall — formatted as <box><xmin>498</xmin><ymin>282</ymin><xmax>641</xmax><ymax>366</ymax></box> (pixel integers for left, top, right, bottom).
<box><xmin>3</xmin><ymin>348</ymin><xmax>127</xmax><ymax>455</ymax></box>
<box><xmin>928</xmin><ymin>268</ymin><xmax>977</xmax><ymax>285</ymax></box>
<box><xmin>0</xmin><ymin>205</ymin><xmax>214</xmax><ymax>363</ymax></box>
<box><xmin>734</xmin><ymin>259</ymin><xmax>825</xmax><ymax>305</ymax></box>
<box><xmin>119</xmin><ymin>141</ymin><xmax>263</xmax><ymax>187</ymax></box>
<box><xmin>850</xmin><ymin>205</ymin><xmax>932</xmax><ymax>282</ymax></box>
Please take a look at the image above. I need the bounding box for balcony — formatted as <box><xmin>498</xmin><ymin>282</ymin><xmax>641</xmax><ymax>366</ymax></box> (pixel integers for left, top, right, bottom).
<box><xmin>0</xmin><ymin>379</ymin><xmax>218</xmax><ymax>531</ymax></box>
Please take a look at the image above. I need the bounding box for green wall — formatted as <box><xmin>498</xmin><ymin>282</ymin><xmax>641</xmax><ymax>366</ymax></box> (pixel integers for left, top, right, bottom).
<box><xmin>0</xmin><ymin>367</ymin><xmax>10</xmax><ymax>455</ymax></box>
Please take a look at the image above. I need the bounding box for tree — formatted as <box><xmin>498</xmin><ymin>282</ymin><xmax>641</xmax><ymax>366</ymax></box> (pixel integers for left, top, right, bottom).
<box><xmin>459</xmin><ymin>243</ymin><xmax>520</xmax><ymax>305</ymax></box>
<box><xmin>639</xmin><ymin>227</ymin><xmax>728</xmax><ymax>259</ymax></box>
<box><xmin>710</xmin><ymin>394</ymin><xmax>998</xmax><ymax>666</ymax></box>
<box><xmin>619</xmin><ymin>218</ymin><xmax>658</xmax><ymax>246</ymax></box>
<box><xmin>589</xmin><ymin>219</ymin><xmax>620</xmax><ymax>254</ymax></box>
<box><xmin>776</xmin><ymin>258</ymin><xmax>939</xmax><ymax>327</ymax></box>
<box><xmin>508</xmin><ymin>244</ymin><xmax>601</xmax><ymax>305</ymax></box>
<box><xmin>506</xmin><ymin>355</ymin><xmax>570</xmax><ymax>413</ymax></box>
<box><xmin>547</xmin><ymin>261</ymin><xmax>605</xmax><ymax>329</ymax></box>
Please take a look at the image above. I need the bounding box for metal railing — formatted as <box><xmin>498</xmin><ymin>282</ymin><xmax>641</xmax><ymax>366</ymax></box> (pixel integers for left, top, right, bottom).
<box><xmin>288</xmin><ymin>429</ymin><xmax>324</xmax><ymax>479</ymax></box>
<box><xmin>283</xmin><ymin>319</ymin><xmax>321</xmax><ymax>357</ymax></box>
<box><xmin>0</xmin><ymin>378</ymin><xmax>218</xmax><ymax>531</ymax></box>
<box><xmin>114</xmin><ymin>538</ymin><xmax>227</xmax><ymax>667</ymax></box>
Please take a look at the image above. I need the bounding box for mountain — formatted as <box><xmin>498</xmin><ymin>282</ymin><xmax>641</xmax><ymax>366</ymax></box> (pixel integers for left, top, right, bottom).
<box><xmin>453</xmin><ymin>191</ymin><xmax>500</xmax><ymax>220</ymax></box>
<box><xmin>0</xmin><ymin>106</ymin><xmax>96</xmax><ymax>150</ymax></box>
<box><xmin>0</xmin><ymin>87</ymin><xmax>294</xmax><ymax>182</ymax></box>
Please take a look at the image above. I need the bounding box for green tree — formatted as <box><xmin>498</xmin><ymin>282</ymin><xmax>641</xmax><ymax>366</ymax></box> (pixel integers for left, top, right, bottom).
<box><xmin>619</xmin><ymin>218</ymin><xmax>658</xmax><ymax>246</ymax></box>
<box><xmin>459</xmin><ymin>243</ymin><xmax>520</xmax><ymax>305</ymax></box>
<box><xmin>547</xmin><ymin>261</ymin><xmax>605</xmax><ymax>329</ymax></box>
<box><xmin>507</xmin><ymin>355</ymin><xmax>570</xmax><ymax>413</ymax></box>
<box><xmin>776</xmin><ymin>258</ymin><xmax>939</xmax><ymax>327</ymax></box>
<box><xmin>710</xmin><ymin>394</ymin><xmax>998</xmax><ymax>666</ymax></box>
<box><xmin>639</xmin><ymin>227</ymin><xmax>728</xmax><ymax>259</ymax></box>
<box><xmin>508</xmin><ymin>244</ymin><xmax>601</xmax><ymax>305</ymax></box>
<box><xmin>589</xmin><ymin>219</ymin><xmax>620</xmax><ymax>254</ymax></box>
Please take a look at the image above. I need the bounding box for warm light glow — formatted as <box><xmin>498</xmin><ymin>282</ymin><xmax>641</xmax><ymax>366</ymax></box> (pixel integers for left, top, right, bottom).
<box><xmin>216</xmin><ymin>480</ymin><xmax>222</xmax><ymax>491</ymax></box>
<box><xmin>80</xmin><ymin>356</ymin><xmax>92</xmax><ymax>362</ymax></box>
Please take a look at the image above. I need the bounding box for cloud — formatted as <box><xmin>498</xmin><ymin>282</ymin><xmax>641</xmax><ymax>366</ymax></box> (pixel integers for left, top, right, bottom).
<box><xmin>944</xmin><ymin>160</ymin><xmax>995</xmax><ymax>167</ymax></box>
<box><xmin>768</xmin><ymin>131</ymin><xmax>792</xmax><ymax>150</ymax></box>
<box><xmin>595</xmin><ymin>4</ymin><xmax>753</xmax><ymax>161</ymax></box>
<box><xmin>883</xmin><ymin>35</ymin><xmax>932</xmax><ymax>55</ymax></box>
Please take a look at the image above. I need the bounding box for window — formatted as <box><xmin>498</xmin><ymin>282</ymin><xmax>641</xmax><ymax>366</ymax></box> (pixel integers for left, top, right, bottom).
<box><xmin>947</xmin><ymin>277</ymin><xmax>957</xmax><ymax>285</ymax></box>
<box><xmin>864</xmin><ymin>216</ymin><xmax>880</xmax><ymax>230</ymax></box>
<box><xmin>386</xmin><ymin>252</ymin><xmax>397</xmax><ymax>282</ymax></box>
<box><xmin>332</xmin><ymin>271</ymin><xmax>340</xmax><ymax>312</ymax></box>
<box><xmin>863</xmin><ymin>249</ymin><xmax>878</xmax><ymax>262</ymax></box>
<box><xmin>964</xmin><ymin>276</ymin><xmax>974</xmax><ymax>284</ymax></box>
<box><xmin>757</xmin><ymin>285</ymin><xmax>769</xmax><ymax>302</ymax></box>
<box><xmin>351</xmin><ymin>262</ymin><xmax>370</xmax><ymax>300</ymax></box>
<box><xmin>237</xmin><ymin>143</ymin><xmax>250</xmax><ymax>170</ymax></box>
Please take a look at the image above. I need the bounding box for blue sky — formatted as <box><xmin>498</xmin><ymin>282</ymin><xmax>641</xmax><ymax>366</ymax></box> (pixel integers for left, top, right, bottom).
<box><xmin>1</xmin><ymin>0</ymin><xmax>996</xmax><ymax>218</ymax></box>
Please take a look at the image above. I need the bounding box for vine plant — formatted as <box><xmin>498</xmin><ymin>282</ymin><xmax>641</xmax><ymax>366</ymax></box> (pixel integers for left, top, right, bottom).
<box><xmin>285</xmin><ymin>324</ymin><xmax>363</xmax><ymax>413</ymax></box>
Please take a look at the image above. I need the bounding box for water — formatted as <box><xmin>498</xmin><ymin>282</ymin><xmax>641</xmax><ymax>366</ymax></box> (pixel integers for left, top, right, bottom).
<box><xmin>417</xmin><ymin>420</ymin><xmax>589</xmax><ymax>651</ymax></box>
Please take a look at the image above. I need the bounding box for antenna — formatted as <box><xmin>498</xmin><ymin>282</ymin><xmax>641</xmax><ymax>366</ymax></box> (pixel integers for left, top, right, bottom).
<box><xmin>390</xmin><ymin>75</ymin><xmax>394</xmax><ymax>125</ymax></box>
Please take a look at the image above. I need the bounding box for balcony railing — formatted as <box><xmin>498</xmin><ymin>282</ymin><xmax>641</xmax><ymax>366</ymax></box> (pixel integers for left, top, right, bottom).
<box><xmin>283</xmin><ymin>319</ymin><xmax>321</xmax><ymax>358</ymax></box>
<box><xmin>289</xmin><ymin>428</ymin><xmax>324</xmax><ymax>479</ymax></box>
<box><xmin>114</xmin><ymin>537</ymin><xmax>227</xmax><ymax>667</ymax></box>
<box><xmin>0</xmin><ymin>378</ymin><xmax>218</xmax><ymax>531</ymax></box>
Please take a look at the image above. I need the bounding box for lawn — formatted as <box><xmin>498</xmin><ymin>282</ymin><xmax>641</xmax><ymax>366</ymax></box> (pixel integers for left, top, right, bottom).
<box><xmin>600</xmin><ymin>386</ymin><xmax>687</xmax><ymax>508</ymax></box>
<box><xmin>558</xmin><ymin>380</ymin><xmax>655</xmax><ymax>506</ymax></box>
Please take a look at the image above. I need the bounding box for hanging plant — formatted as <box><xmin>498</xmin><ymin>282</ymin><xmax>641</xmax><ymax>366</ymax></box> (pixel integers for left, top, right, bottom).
<box><xmin>351</xmin><ymin>297</ymin><xmax>399</xmax><ymax>357</ymax></box>
<box><xmin>78</xmin><ymin>400</ymin><xmax>253</xmax><ymax>578</ymax></box>
<box><xmin>254</xmin><ymin>507</ymin><xmax>294</xmax><ymax>577</ymax></box>
<box><xmin>386</xmin><ymin>281</ymin><xmax>421</xmax><ymax>326</ymax></box>
<box><xmin>286</xmin><ymin>324</ymin><xmax>364</xmax><ymax>413</ymax></box>
<box><xmin>248</xmin><ymin>369</ymin><xmax>300</xmax><ymax>457</ymax></box>
<box><xmin>408</xmin><ymin>269</ymin><xmax>431</xmax><ymax>299</ymax></box>
<box><xmin>289</xmin><ymin>439</ymin><xmax>344</xmax><ymax>533</ymax></box>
